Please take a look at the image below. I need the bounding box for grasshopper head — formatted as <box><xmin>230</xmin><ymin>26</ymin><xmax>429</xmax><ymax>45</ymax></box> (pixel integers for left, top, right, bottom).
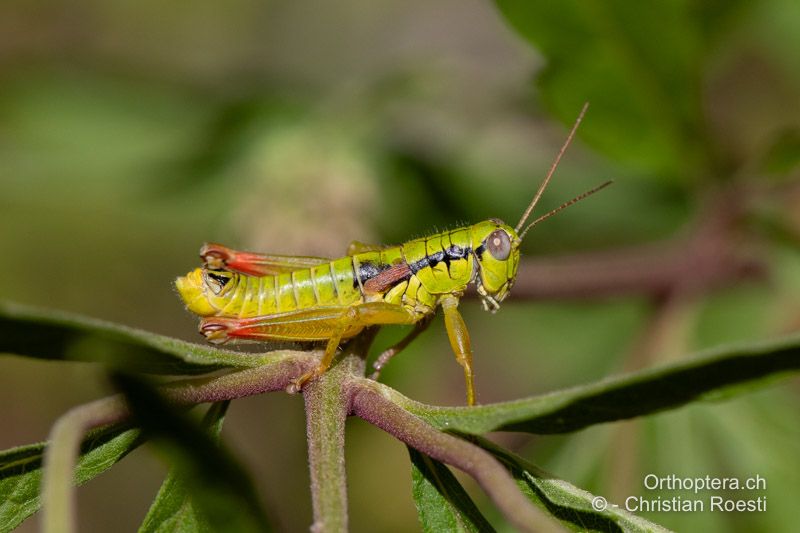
<box><xmin>175</xmin><ymin>267</ymin><xmax>235</xmax><ymax>316</ymax></box>
<box><xmin>470</xmin><ymin>104</ymin><xmax>612</xmax><ymax>313</ymax></box>
<box><xmin>470</xmin><ymin>219</ymin><xmax>521</xmax><ymax>313</ymax></box>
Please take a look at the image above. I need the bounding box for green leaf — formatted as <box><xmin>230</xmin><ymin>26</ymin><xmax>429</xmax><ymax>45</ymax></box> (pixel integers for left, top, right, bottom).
<box><xmin>408</xmin><ymin>448</ymin><xmax>495</xmax><ymax>533</ymax></box>
<box><xmin>398</xmin><ymin>332</ymin><xmax>800</xmax><ymax>434</ymax></box>
<box><xmin>113</xmin><ymin>374</ymin><xmax>272</xmax><ymax>533</ymax></box>
<box><xmin>470</xmin><ymin>436</ymin><xmax>669</xmax><ymax>533</ymax></box>
<box><xmin>151</xmin><ymin>94</ymin><xmax>306</xmax><ymax>197</ymax></box>
<box><xmin>0</xmin><ymin>301</ymin><xmax>266</xmax><ymax>374</ymax></box>
<box><xmin>0</xmin><ymin>424</ymin><xmax>142</xmax><ymax>532</ymax></box>
<box><xmin>493</xmin><ymin>0</ymin><xmax>747</xmax><ymax>180</ymax></box>
<box><xmin>139</xmin><ymin>402</ymin><xmax>231</xmax><ymax>533</ymax></box>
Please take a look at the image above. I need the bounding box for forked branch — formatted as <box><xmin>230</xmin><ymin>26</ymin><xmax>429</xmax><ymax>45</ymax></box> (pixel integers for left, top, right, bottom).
<box><xmin>349</xmin><ymin>383</ymin><xmax>556</xmax><ymax>532</ymax></box>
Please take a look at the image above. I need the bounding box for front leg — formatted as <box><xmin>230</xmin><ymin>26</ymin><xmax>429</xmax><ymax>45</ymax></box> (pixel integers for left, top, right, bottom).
<box><xmin>440</xmin><ymin>295</ymin><xmax>476</xmax><ymax>406</ymax></box>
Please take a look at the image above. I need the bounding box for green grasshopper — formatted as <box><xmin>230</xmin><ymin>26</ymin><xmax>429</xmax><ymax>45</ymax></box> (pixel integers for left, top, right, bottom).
<box><xmin>176</xmin><ymin>105</ymin><xmax>609</xmax><ymax>405</ymax></box>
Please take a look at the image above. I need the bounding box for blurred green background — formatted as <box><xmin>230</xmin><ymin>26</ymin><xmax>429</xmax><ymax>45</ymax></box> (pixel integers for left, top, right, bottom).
<box><xmin>1</xmin><ymin>0</ymin><xmax>799</xmax><ymax>531</ymax></box>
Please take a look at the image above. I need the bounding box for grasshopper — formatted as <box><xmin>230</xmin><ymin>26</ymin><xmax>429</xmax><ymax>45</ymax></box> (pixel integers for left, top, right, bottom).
<box><xmin>176</xmin><ymin>104</ymin><xmax>609</xmax><ymax>405</ymax></box>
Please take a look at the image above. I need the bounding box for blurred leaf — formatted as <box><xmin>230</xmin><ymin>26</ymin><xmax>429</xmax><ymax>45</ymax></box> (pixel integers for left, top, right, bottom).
<box><xmin>493</xmin><ymin>0</ymin><xmax>747</xmax><ymax>180</ymax></box>
<box><xmin>398</xmin><ymin>331</ymin><xmax>800</xmax><ymax>434</ymax></box>
<box><xmin>139</xmin><ymin>402</ymin><xmax>231</xmax><ymax>533</ymax></box>
<box><xmin>386</xmin><ymin>149</ymin><xmax>476</xmax><ymax>224</ymax></box>
<box><xmin>0</xmin><ymin>424</ymin><xmax>141</xmax><ymax>532</ymax></box>
<box><xmin>408</xmin><ymin>448</ymin><xmax>495</xmax><ymax>533</ymax></box>
<box><xmin>152</xmin><ymin>94</ymin><xmax>306</xmax><ymax>197</ymax></box>
<box><xmin>113</xmin><ymin>374</ymin><xmax>271</xmax><ymax>532</ymax></box>
<box><xmin>470</xmin><ymin>436</ymin><xmax>668</xmax><ymax>532</ymax></box>
<box><xmin>0</xmin><ymin>301</ymin><xmax>265</xmax><ymax>374</ymax></box>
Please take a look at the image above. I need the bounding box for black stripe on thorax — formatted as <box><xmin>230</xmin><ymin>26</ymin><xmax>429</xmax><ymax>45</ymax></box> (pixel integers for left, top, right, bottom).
<box><xmin>409</xmin><ymin>243</ymin><xmax>471</xmax><ymax>275</ymax></box>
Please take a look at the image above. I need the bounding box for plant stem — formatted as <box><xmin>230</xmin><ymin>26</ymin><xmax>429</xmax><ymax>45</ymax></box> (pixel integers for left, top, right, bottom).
<box><xmin>303</xmin><ymin>331</ymin><xmax>374</xmax><ymax>533</ymax></box>
<box><xmin>42</xmin><ymin>396</ymin><xmax>128</xmax><ymax>533</ymax></box>
<box><xmin>506</xmin><ymin>202</ymin><xmax>763</xmax><ymax>301</ymax></box>
<box><xmin>161</xmin><ymin>351</ymin><xmax>317</xmax><ymax>404</ymax></box>
<box><xmin>350</xmin><ymin>384</ymin><xmax>555</xmax><ymax>533</ymax></box>
<box><xmin>39</xmin><ymin>352</ymin><xmax>315</xmax><ymax>533</ymax></box>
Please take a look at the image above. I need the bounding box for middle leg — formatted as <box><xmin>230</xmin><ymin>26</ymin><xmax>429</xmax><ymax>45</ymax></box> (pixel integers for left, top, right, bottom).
<box><xmin>370</xmin><ymin>314</ymin><xmax>434</xmax><ymax>380</ymax></box>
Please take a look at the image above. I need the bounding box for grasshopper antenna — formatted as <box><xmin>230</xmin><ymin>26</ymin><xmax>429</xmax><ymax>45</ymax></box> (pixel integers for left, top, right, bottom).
<box><xmin>518</xmin><ymin>180</ymin><xmax>613</xmax><ymax>240</ymax></box>
<box><xmin>515</xmin><ymin>102</ymin><xmax>589</xmax><ymax>235</ymax></box>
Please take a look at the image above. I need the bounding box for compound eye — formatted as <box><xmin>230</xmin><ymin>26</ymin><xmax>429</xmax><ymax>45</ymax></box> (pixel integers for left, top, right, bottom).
<box><xmin>204</xmin><ymin>270</ymin><xmax>232</xmax><ymax>295</ymax></box>
<box><xmin>486</xmin><ymin>230</ymin><xmax>511</xmax><ymax>261</ymax></box>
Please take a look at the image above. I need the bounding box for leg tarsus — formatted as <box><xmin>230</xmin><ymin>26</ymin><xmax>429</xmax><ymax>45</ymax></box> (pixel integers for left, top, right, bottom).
<box><xmin>286</xmin><ymin>334</ymin><xmax>342</xmax><ymax>394</ymax></box>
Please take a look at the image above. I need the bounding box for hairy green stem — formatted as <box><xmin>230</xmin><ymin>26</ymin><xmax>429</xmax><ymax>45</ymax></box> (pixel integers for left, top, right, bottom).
<box><xmin>303</xmin><ymin>333</ymin><xmax>374</xmax><ymax>533</ymax></box>
<box><xmin>42</xmin><ymin>396</ymin><xmax>128</xmax><ymax>533</ymax></box>
<box><xmin>349</xmin><ymin>384</ymin><xmax>554</xmax><ymax>533</ymax></box>
<box><xmin>161</xmin><ymin>351</ymin><xmax>316</xmax><ymax>404</ymax></box>
<box><xmin>304</xmin><ymin>367</ymin><xmax>352</xmax><ymax>533</ymax></box>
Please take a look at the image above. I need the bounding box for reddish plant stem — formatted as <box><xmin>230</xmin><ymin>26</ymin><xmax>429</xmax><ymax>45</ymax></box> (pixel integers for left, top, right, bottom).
<box><xmin>504</xmin><ymin>240</ymin><xmax>762</xmax><ymax>300</ymax></box>
<box><xmin>349</xmin><ymin>383</ymin><xmax>554</xmax><ymax>533</ymax></box>
<box><xmin>301</xmin><ymin>330</ymin><xmax>375</xmax><ymax>533</ymax></box>
<box><xmin>160</xmin><ymin>352</ymin><xmax>317</xmax><ymax>404</ymax></box>
<box><xmin>498</xmin><ymin>193</ymin><xmax>764</xmax><ymax>301</ymax></box>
